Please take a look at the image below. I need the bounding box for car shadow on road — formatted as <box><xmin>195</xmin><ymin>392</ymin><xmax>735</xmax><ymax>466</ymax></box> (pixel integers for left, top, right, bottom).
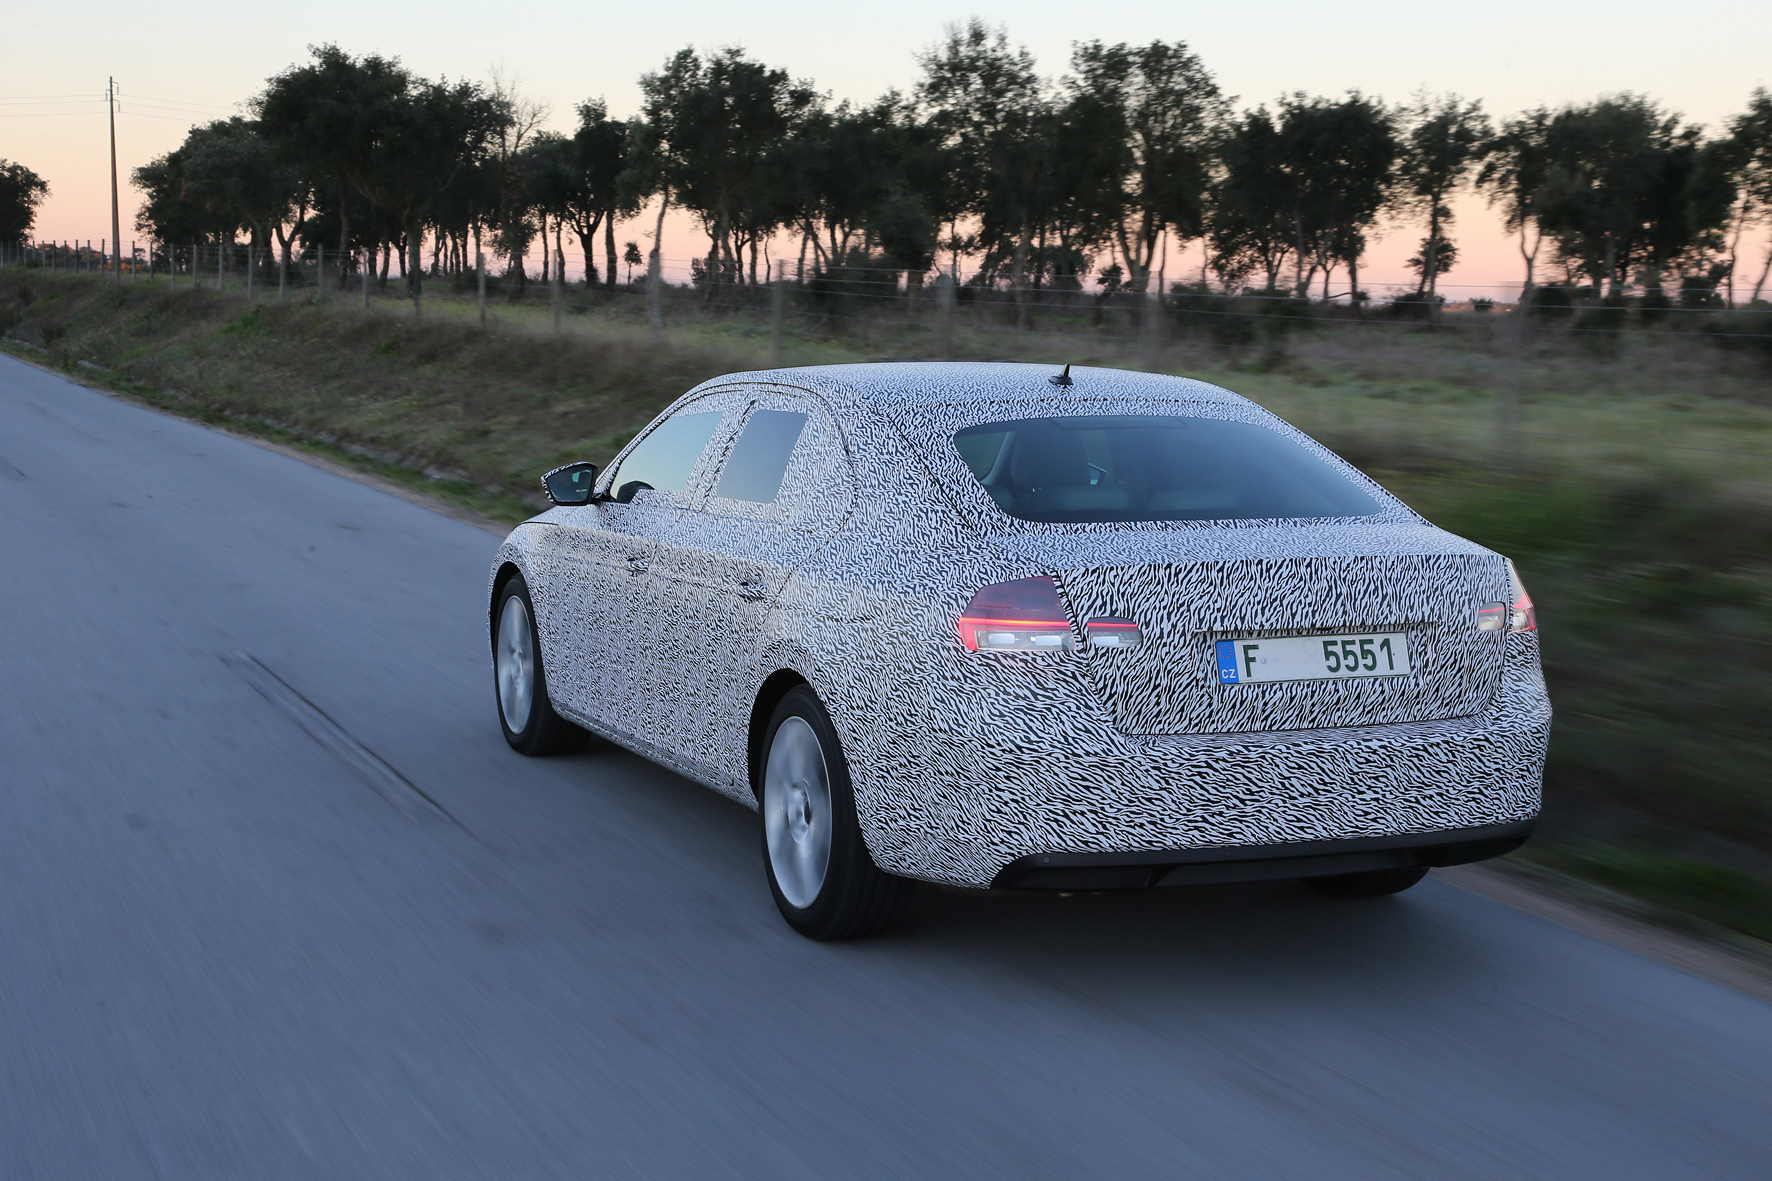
<box><xmin>554</xmin><ymin>743</ymin><xmax>1519</xmax><ymax>1007</ymax></box>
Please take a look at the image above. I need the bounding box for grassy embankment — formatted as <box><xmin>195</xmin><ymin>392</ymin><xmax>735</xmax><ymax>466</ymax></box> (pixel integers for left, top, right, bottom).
<box><xmin>4</xmin><ymin>268</ymin><xmax>1770</xmax><ymax>944</ymax></box>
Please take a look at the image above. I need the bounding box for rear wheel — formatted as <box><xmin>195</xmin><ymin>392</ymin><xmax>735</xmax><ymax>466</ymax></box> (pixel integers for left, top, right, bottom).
<box><xmin>1304</xmin><ymin>866</ymin><xmax>1429</xmax><ymax>897</ymax></box>
<box><xmin>494</xmin><ymin>574</ymin><xmax>587</xmax><ymax>756</ymax></box>
<box><xmin>760</xmin><ymin>686</ymin><xmax>914</xmax><ymax>939</ymax></box>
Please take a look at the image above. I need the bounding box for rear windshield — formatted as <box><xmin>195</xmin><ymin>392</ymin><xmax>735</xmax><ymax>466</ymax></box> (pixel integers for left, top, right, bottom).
<box><xmin>952</xmin><ymin>415</ymin><xmax>1380</xmax><ymax>523</ymax></box>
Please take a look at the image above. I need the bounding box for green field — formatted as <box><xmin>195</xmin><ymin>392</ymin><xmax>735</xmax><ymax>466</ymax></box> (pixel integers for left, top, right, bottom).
<box><xmin>5</xmin><ymin>268</ymin><xmax>1770</xmax><ymax>941</ymax></box>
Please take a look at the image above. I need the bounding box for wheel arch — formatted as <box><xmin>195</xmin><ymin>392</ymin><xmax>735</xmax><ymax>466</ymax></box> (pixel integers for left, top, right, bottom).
<box><xmin>747</xmin><ymin>669</ymin><xmax>810</xmax><ymax>802</ymax></box>
<box><xmin>489</xmin><ymin>560</ymin><xmax>524</xmax><ymax>654</ymax></box>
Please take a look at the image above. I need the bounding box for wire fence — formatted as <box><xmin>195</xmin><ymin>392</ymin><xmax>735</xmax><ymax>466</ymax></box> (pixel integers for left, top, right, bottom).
<box><xmin>5</xmin><ymin>237</ymin><xmax>1769</xmax><ymax>470</ymax></box>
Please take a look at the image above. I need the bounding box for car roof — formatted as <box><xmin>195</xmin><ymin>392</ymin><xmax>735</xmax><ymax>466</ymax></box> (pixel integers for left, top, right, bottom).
<box><xmin>687</xmin><ymin>362</ymin><xmax>1249</xmax><ymax>412</ymax></box>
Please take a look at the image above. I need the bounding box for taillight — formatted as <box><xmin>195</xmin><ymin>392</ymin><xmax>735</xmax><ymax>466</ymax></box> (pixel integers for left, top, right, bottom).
<box><xmin>958</xmin><ymin>577</ymin><xmax>1076</xmax><ymax>651</ymax></box>
<box><xmin>957</xmin><ymin>578</ymin><xmax>1143</xmax><ymax>652</ymax></box>
<box><xmin>1506</xmin><ymin>560</ymin><xmax>1537</xmax><ymax>632</ymax></box>
<box><xmin>1084</xmin><ymin>618</ymin><xmax>1144</xmax><ymax>651</ymax></box>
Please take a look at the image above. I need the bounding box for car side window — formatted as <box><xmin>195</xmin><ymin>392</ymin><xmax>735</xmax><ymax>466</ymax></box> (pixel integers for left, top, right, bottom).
<box><xmin>715</xmin><ymin>410</ymin><xmax>808</xmax><ymax>503</ymax></box>
<box><xmin>703</xmin><ymin>391</ymin><xmax>853</xmax><ymax>531</ymax></box>
<box><xmin>609</xmin><ymin>412</ymin><xmax>723</xmax><ymax>504</ymax></box>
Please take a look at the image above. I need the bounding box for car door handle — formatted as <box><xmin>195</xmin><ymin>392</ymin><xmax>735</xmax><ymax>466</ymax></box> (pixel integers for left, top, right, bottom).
<box><xmin>624</xmin><ymin>554</ymin><xmax>650</xmax><ymax>573</ymax></box>
<box><xmin>734</xmin><ymin>580</ymin><xmax>768</xmax><ymax>601</ymax></box>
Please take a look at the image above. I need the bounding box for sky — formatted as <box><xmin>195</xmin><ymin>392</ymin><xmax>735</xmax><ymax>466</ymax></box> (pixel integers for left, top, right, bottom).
<box><xmin>6</xmin><ymin>0</ymin><xmax>1771</xmax><ymax>296</ymax></box>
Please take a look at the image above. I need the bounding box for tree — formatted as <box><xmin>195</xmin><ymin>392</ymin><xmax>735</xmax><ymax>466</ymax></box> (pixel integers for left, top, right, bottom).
<box><xmin>348</xmin><ymin>76</ymin><xmax>502</xmax><ymax>304</ymax></box>
<box><xmin>1478</xmin><ymin>108</ymin><xmax>1554</xmax><ymax>293</ymax></box>
<box><xmin>1531</xmin><ymin>95</ymin><xmax>1722</xmax><ymax>299</ymax></box>
<box><xmin>915</xmin><ymin>19</ymin><xmax>1047</xmax><ymax>293</ymax></box>
<box><xmin>254</xmin><ymin>45</ymin><xmax>410</xmax><ymax>276</ymax></box>
<box><xmin>783</xmin><ymin>93</ymin><xmax>945</xmax><ymax>292</ymax></box>
<box><xmin>641</xmin><ymin>46</ymin><xmax>817</xmax><ymax>284</ymax></box>
<box><xmin>568</xmin><ymin>100</ymin><xmax>641</xmax><ymax>288</ymax></box>
<box><xmin>0</xmin><ymin>160</ymin><xmax>50</xmax><ymax>246</ymax></box>
<box><xmin>1064</xmin><ymin>40</ymin><xmax>1229</xmax><ymax>293</ymax></box>
<box><xmin>1723</xmin><ymin>88</ymin><xmax>1772</xmax><ymax>304</ymax></box>
<box><xmin>180</xmin><ymin>118</ymin><xmax>308</xmax><ymax>271</ymax></box>
<box><xmin>1209</xmin><ymin>107</ymin><xmax>1296</xmax><ymax>291</ymax></box>
<box><xmin>1397</xmin><ymin>94</ymin><xmax>1489</xmax><ymax>296</ymax></box>
<box><xmin>1210</xmin><ymin>95</ymin><xmax>1396</xmax><ymax>298</ymax></box>
<box><xmin>482</xmin><ymin>74</ymin><xmax>549</xmax><ymax>289</ymax></box>
<box><xmin>1405</xmin><ymin>232</ymin><xmax>1457</xmax><ymax>287</ymax></box>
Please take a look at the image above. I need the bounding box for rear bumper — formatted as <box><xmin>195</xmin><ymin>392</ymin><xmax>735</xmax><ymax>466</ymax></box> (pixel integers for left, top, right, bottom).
<box><xmin>843</xmin><ymin>632</ymin><xmax>1549</xmax><ymax>889</ymax></box>
<box><xmin>991</xmin><ymin>819</ymin><xmax>1533</xmax><ymax>890</ymax></box>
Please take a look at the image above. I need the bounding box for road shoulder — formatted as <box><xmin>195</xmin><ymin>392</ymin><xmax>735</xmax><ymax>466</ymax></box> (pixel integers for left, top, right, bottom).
<box><xmin>1439</xmin><ymin>861</ymin><xmax>1772</xmax><ymax>1004</ymax></box>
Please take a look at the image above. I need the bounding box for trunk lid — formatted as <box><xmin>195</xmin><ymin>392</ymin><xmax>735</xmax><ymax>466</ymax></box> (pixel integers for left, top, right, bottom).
<box><xmin>1008</xmin><ymin>524</ymin><xmax>1510</xmax><ymax>736</ymax></box>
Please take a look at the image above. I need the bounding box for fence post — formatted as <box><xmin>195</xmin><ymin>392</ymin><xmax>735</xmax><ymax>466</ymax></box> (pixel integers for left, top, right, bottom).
<box><xmin>361</xmin><ymin>251</ymin><xmax>369</xmax><ymax>308</ymax></box>
<box><xmin>771</xmin><ymin>259</ymin><xmax>786</xmax><ymax>366</ymax></box>
<box><xmin>938</xmin><ymin>271</ymin><xmax>956</xmax><ymax>359</ymax></box>
<box><xmin>247</xmin><ymin>242</ymin><xmax>255</xmax><ymax>301</ymax></box>
<box><xmin>317</xmin><ymin>245</ymin><xmax>326</xmax><ymax>303</ymax></box>
<box><xmin>278</xmin><ymin>240</ymin><xmax>287</xmax><ymax>299</ymax></box>
<box><xmin>218</xmin><ymin>239</ymin><xmax>224</xmax><ymax>292</ymax></box>
<box><xmin>551</xmin><ymin>249</ymin><xmax>563</xmax><ymax>336</ymax></box>
<box><xmin>476</xmin><ymin>251</ymin><xmax>486</xmax><ymax>330</ymax></box>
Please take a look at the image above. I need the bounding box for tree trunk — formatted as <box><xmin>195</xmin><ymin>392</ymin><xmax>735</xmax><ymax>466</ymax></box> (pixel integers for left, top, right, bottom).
<box><xmin>1292</xmin><ymin>215</ymin><xmax>1307</xmax><ymax>296</ymax></box>
<box><xmin>603</xmin><ymin>208</ymin><xmax>617</xmax><ymax>289</ymax></box>
<box><xmin>336</xmin><ymin>180</ymin><xmax>353</xmax><ymax>290</ymax></box>
<box><xmin>1013</xmin><ymin>220</ymin><xmax>1032</xmax><ymax>330</ymax></box>
<box><xmin>578</xmin><ymin>216</ymin><xmax>599</xmax><ymax>289</ymax></box>
<box><xmin>648</xmin><ymin>189</ymin><xmax>670</xmax><ymax>345</ymax></box>
<box><xmin>409</xmin><ymin>223</ymin><xmax>423</xmax><ymax>315</ymax></box>
<box><xmin>1422</xmin><ymin>200</ymin><xmax>1441</xmax><ymax>296</ymax></box>
<box><xmin>1724</xmin><ymin>196</ymin><xmax>1751</xmax><ymax>307</ymax></box>
<box><xmin>1750</xmin><ymin>239</ymin><xmax>1772</xmax><ymax>305</ymax></box>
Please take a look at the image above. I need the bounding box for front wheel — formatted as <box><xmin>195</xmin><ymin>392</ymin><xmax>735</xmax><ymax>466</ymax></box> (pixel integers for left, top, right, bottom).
<box><xmin>494</xmin><ymin>574</ymin><xmax>587</xmax><ymax>756</ymax></box>
<box><xmin>1304</xmin><ymin>866</ymin><xmax>1429</xmax><ymax>897</ymax></box>
<box><xmin>760</xmin><ymin>686</ymin><xmax>914</xmax><ymax>939</ymax></box>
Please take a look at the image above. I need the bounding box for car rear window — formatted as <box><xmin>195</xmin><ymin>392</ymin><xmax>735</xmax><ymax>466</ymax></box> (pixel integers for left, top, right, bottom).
<box><xmin>953</xmin><ymin>415</ymin><xmax>1380</xmax><ymax>523</ymax></box>
<box><xmin>612</xmin><ymin>412</ymin><xmax>723</xmax><ymax>503</ymax></box>
<box><xmin>715</xmin><ymin>410</ymin><xmax>807</xmax><ymax>503</ymax></box>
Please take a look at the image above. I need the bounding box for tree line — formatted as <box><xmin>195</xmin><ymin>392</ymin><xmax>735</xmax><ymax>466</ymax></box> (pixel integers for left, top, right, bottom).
<box><xmin>61</xmin><ymin>22</ymin><xmax>1772</xmax><ymax>307</ymax></box>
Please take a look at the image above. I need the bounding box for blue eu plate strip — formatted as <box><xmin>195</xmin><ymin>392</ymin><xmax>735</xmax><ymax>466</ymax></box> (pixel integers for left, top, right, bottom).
<box><xmin>1215</xmin><ymin>640</ymin><xmax>1241</xmax><ymax>684</ymax></box>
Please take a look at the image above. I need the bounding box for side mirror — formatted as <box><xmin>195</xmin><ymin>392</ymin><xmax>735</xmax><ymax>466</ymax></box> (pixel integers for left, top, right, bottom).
<box><xmin>541</xmin><ymin>461</ymin><xmax>600</xmax><ymax>506</ymax></box>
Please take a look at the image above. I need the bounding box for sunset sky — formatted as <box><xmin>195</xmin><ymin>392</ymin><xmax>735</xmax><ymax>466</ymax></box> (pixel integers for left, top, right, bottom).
<box><xmin>6</xmin><ymin>0</ymin><xmax>1770</xmax><ymax>295</ymax></box>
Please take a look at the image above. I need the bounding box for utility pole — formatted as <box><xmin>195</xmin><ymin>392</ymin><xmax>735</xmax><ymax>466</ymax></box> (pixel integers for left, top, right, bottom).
<box><xmin>108</xmin><ymin>78</ymin><xmax>121</xmax><ymax>282</ymax></box>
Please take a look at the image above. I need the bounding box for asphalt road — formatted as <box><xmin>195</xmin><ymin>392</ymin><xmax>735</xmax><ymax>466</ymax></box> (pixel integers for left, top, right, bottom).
<box><xmin>3</xmin><ymin>352</ymin><xmax>1771</xmax><ymax>1180</ymax></box>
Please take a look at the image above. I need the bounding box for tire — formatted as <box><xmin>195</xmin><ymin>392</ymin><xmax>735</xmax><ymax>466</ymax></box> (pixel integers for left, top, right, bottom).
<box><xmin>1304</xmin><ymin>866</ymin><xmax>1429</xmax><ymax>897</ymax></box>
<box><xmin>493</xmin><ymin>573</ymin><xmax>588</xmax><ymax>756</ymax></box>
<box><xmin>760</xmin><ymin>686</ymin><xmax>915</xmax><ymax>940</ymax></box>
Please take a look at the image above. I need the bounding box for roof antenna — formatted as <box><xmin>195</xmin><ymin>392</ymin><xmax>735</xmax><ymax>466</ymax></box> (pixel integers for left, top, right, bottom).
<box><xmin>1048</xmin><ymin>363</ymin><xmax>1074</xmax><ymax>387</ymax></box>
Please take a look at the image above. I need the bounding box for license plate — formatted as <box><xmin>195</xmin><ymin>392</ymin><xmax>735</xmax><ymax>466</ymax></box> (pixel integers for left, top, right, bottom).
<box><xmin>1215</xmin><ymin>633</ymin><xmax>1412</xmax><ymax>684</ymax></box>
